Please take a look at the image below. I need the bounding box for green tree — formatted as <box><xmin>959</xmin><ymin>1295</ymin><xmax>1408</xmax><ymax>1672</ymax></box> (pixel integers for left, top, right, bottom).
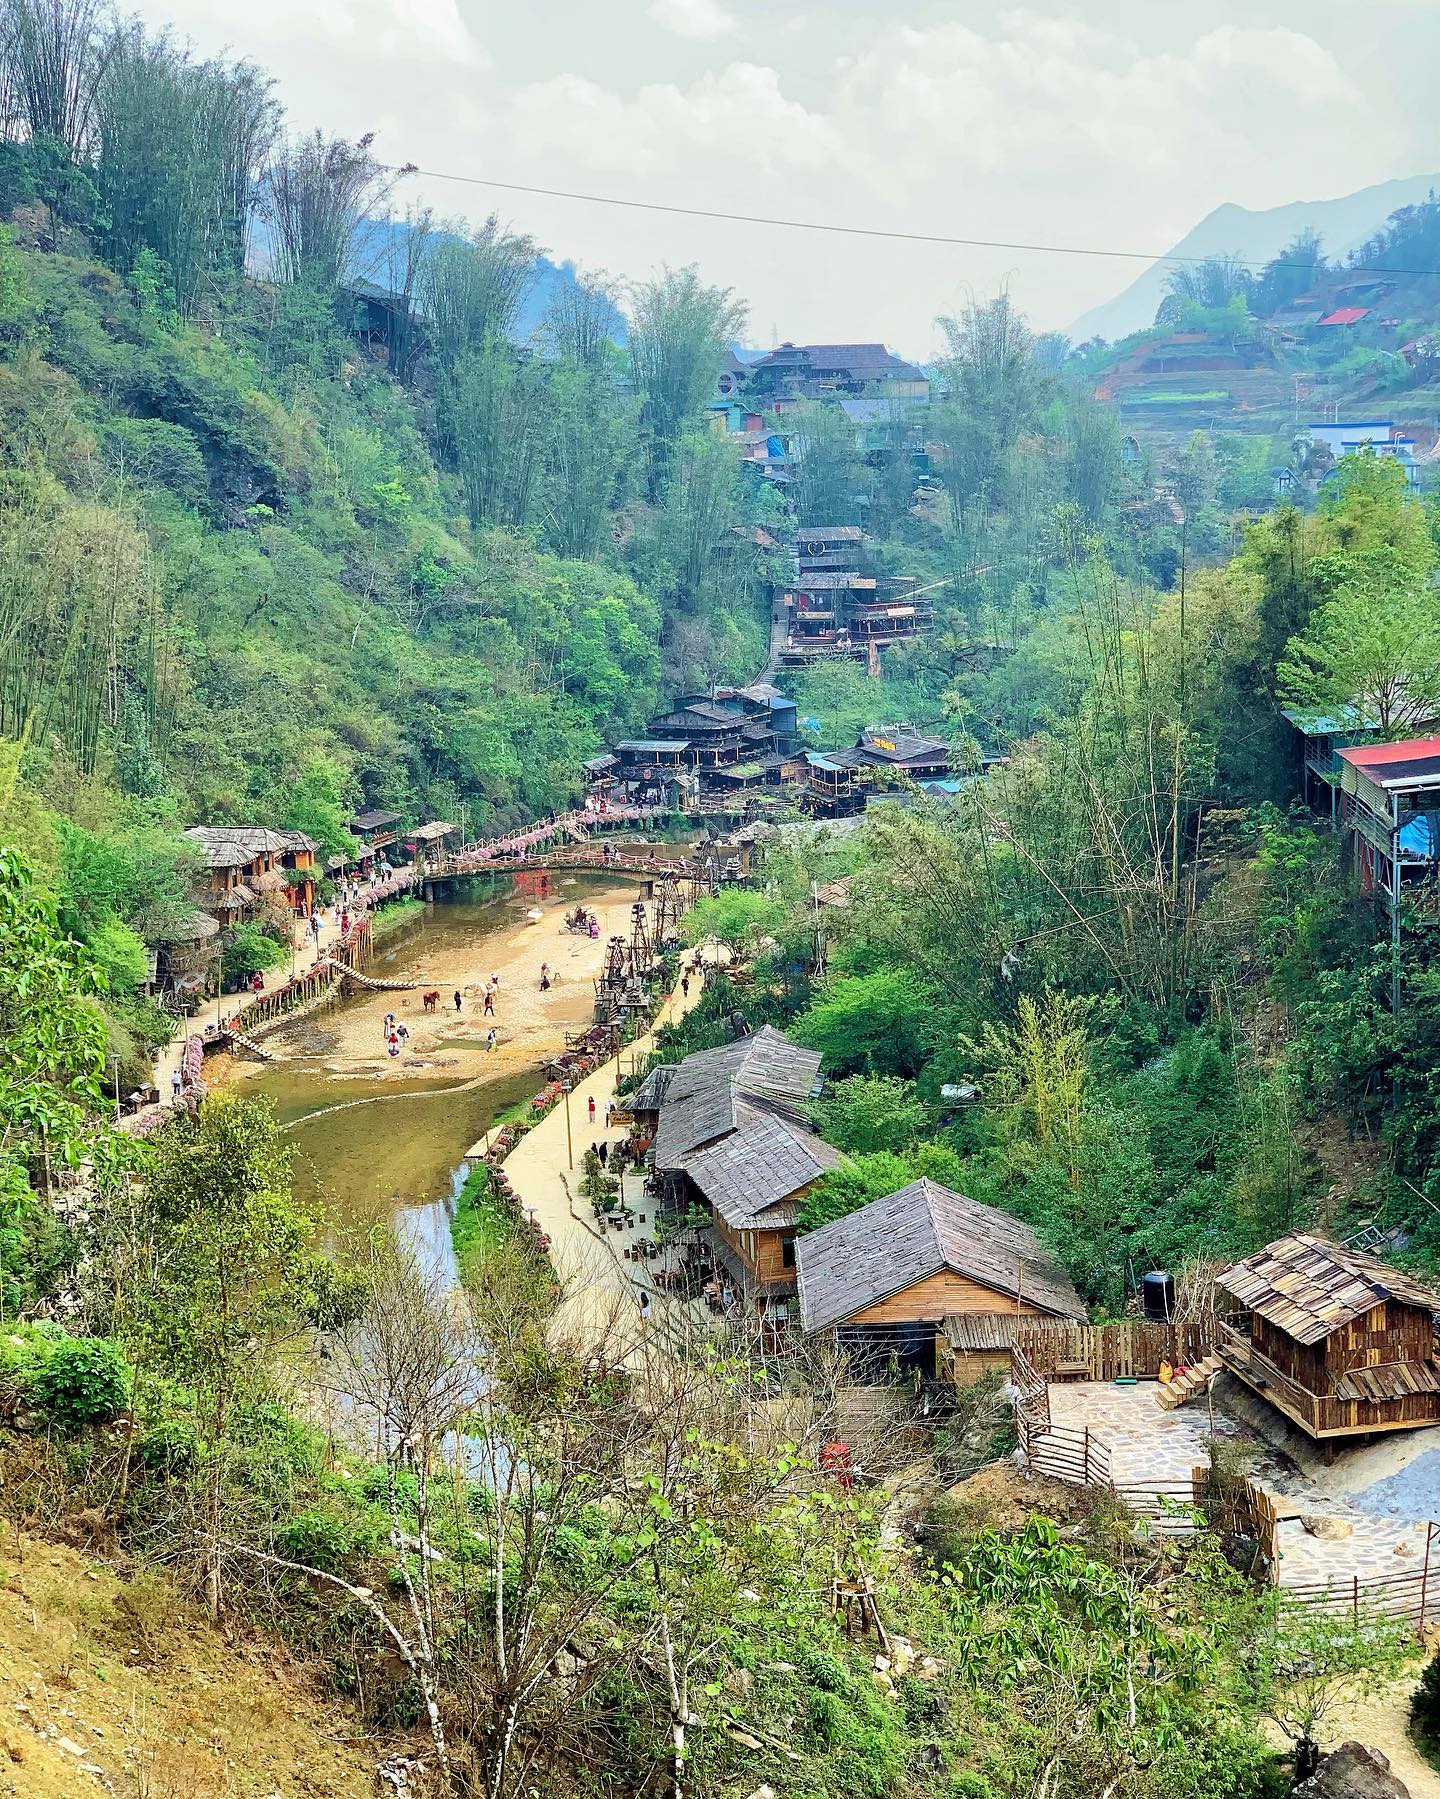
<box><xmin>1278</xmin><ymin>560</ymin><xmax>1440</xmax><ymax>735</ymax></box>
<box><xmin>794</xmin><ymin>968</ymin><xmax>935</xmax><ymax>1078</ymax></box>
<box><xmin>812</xmin><ymin>1073</ymin><xmax>926</xmax><ymax>1155</ymax></box>
<box><xmin>933</xmin><ymin>293</ymin><xmax>1053</xmax><ymax>513</ymax></box>
<box><xmin>100</xmin><ymin>1093</ymin><xmax>358</xmax><ymax>1612</ymax></box>
<box><xmin>628</xmin><ymin>265</ymin><xmax>746</xmax><ymax>500</ymax></box>
<box><xmin>1254</xmin><ymin>1603</ymin><xmax>1413</xmax><ymax>1779</ymax></box>
<box><xmin>0</xmin><ymin>845</ymin><xmax>115</xmax><ymax>1309</ymax></box>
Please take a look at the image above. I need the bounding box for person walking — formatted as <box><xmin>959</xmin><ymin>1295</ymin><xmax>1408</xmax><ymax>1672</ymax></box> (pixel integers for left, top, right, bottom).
<box><xmin>638</xmin><ymin>1291</ymin><xmax>651</xmax><ymax>1323</ymax></box>
<box><xmin>483</xmin><ymin>989</ymin><xmax>494</xmax><ymax>1016</ymax></box>
<box><xmin>453</xmin><ymin>989</ymin><xmax>462</xmax><ymax>1011</ymax></box>
<box><xmin>681</xmin><ymin>975</ymin><xmax>690</xmax><ymax>999</ymax></box>
<box><xmin>587</xmin><ymin>1094</ymin><xmax>596</xmax><ymax>1125</ymax></box>
<box><xmin>486</xmin><ymin>1028</ymin><xmax>497</xmax><ymax>1052</ymax></box>
<box><xmin>170</xmin><ymin>1067</ymin><xmax>182</xmax><ymax>1102</ymax></box>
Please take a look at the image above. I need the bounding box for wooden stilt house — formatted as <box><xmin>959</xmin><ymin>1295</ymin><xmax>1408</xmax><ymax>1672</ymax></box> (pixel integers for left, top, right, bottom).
<box><xmin>1216</xmin><ymin>1232</ymin><xmax>1440</xmax><ymax>1438</ymax></box>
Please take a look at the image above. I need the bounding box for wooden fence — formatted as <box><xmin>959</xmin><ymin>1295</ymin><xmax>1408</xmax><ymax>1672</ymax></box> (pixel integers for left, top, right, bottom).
<box><xmin>1014</xmin><ymin>1319</ymin><xmax>1214</xmax><ymax>1382</ymax></box>
<box><xmin>1279</xmin><ymin>1527</ymin><xmax>1439</xmax><ymax>1627</ymax></box>
<box><xmin>1013</xmin><ymin>1340</ymin><xmax>1440</xmax><ymax>1632</ymax></box>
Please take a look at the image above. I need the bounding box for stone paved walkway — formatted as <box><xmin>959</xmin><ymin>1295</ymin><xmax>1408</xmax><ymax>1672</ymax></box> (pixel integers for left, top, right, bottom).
<box><xmin>1040</xmin><ymin>1382</ymin><xmax>1436</xmax><ymax>1598</ymax></box>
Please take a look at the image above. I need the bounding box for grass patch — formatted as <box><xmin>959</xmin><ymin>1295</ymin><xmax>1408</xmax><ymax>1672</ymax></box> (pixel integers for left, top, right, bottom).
<box><xmin>451</xmin><ymin>1163</ymin><xmax>515</xmax><ymax>1278</ymax></box>
<box><xmin>1124</xmin><ymin>389</ymin><xmax>1229</xmax><ymax>405</ymax></box>
<box><xmin>370</xmin><ymin>898</ymin><xmax>425</xmax><ymax>942</ymax></box>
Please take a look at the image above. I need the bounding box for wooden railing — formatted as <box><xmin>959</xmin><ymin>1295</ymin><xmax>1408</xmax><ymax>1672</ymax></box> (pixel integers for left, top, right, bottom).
<box><xmin>1215</xmin><ymin>1316</ymin><xmax>1325</xmax><ymax>1433</ymax></box>
<box><xmin>1282</xmin><ymin>1526</ymin><xmax>1440</xmax><ymax>1626</ymax></box>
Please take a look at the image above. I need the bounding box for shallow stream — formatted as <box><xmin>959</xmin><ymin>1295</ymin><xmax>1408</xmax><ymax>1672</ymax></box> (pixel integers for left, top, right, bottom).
<box><xmin>244</xmin><ymin>878</ymin><xmax>567</xmax><ymax>1280</ymax></box>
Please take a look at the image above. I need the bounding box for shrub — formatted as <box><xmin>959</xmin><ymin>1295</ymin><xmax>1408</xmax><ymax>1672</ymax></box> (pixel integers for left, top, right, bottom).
<box><xmin>30</xmin><ymin>1336</ymin><xmax>131</xmax><ymax>1430</ymax></box>
<box><xmin>137</xmin><ymin>1416</ymin><xmax>199</xmax><ymax>1475</ymax></box>
<box><xmin>221</xmin><ymin>919</ymin><xmax>287</xmax><ymax>988</ymax></box>
<box><xmin>1412</xmin><ymin>1652</ymin><xmax>1440</xmax><ymax>1743</ymax></box>
<box><xmin>277</xmin><ymin>1507</ymin><xmax>353</xmax><ymax>1573</ymax></box>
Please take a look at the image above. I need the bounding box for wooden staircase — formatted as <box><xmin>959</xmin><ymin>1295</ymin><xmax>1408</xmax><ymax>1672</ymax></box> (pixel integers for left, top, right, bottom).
<box><xmin>1155</xmin><ymin>1353</ymin><xmax>1222</xmax><ymax>1412</ymax></box>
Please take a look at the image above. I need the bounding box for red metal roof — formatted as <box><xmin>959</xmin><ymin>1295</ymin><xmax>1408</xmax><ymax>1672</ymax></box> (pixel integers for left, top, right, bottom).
<box><xmin>1338</xmin><ymin>736</ymin><xmax>1440</xmax><ymax>768</ymax></box>
<box><xmin>1318</xmin><ymin>306</ymin><xmax>1371</xmax><ymax>326</ymax></box>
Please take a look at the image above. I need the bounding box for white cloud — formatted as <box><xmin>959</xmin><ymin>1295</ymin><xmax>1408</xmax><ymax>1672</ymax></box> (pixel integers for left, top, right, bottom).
<box><xmin>177</xmin><ymin>0</ymin><xmax>485</xmax><ymax>69</ymax></box>
<box><xmin>647</xmin><ymin>0</ymin><xmax>737</xmax><ymax>43</ymax></box>
<box><xmin>508</xmin><ymin>61</ymin><xmax>848</xmax><ymax>176</ymax></box>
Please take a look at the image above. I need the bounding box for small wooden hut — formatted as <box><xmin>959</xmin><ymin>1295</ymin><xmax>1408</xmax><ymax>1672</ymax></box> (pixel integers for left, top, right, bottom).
<box><xmin>795</xmin><ymin>1179</ymin><xmax>1085</xmax><ymax>1380</ymax></box>
<box><xmin>1216</xmin><ymin>1232</ymin><xmax>1440</xmax><ymax>1438</ymax></box>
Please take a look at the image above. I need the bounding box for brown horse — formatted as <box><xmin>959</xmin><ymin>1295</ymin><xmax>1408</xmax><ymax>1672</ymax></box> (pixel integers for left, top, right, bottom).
<box><xmin>422</xmin><ymin>990</ymin><xmax>440</xmax><ymax>1012</ymax></box>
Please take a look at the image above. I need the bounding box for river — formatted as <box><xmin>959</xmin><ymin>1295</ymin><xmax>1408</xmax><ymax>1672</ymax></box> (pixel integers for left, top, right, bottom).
<box><xmin>238</xmin><ymin>871</ymin><xmax>638</xmax><ymax>1279</ymax></box>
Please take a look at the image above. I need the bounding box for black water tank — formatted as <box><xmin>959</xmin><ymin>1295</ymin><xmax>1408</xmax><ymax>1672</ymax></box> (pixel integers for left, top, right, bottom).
<box><xmin>1142</xmin><ymin>1270</ymin><xmax>1175</xmax><ymax>1322</ymax></box>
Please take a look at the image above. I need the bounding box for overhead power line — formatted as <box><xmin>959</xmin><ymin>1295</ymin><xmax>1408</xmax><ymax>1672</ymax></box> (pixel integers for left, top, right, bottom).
<box><xmin>387</xmin><ymin>163</ymin><xmax>1440</xmax><ymax>279</ymax></box>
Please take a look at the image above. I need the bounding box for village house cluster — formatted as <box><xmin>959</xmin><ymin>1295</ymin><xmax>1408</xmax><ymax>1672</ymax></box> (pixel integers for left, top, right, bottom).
<box><xmin>149</xmin><ymin>811</ymin><xmax>456</xmax><ymax>1008</ymax></box>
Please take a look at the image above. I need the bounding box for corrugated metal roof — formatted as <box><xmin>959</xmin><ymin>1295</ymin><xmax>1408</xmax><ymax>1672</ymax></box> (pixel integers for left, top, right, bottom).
<box><xmin>796</xmin><ymin>1178</ymin><xmax>1085</xmax><ymax>1333</ymax></box>
<box><xmin>1217</xmin><ymin>1231</ymin><xmax>1440</xmax><ymax>1345</ymax></box>
<box><xmin>1337</xmin><ymin>737</ymin><xmax>1440</xmax><ymax>785</ymax></box>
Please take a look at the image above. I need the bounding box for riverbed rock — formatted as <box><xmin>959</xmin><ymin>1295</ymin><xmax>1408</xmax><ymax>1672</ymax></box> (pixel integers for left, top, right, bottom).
<box><xmin>1295</xmin><ymin>1743</ymin><xmax>1409</xmax><ymax>1799</ymax></box>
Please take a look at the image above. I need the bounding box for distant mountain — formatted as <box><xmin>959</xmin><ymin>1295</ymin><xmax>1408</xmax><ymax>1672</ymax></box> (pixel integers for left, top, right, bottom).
<box><xmin>1070</xmin><ymin>172</ymin><xmax>1440</xmax><ymax>344</ymax></box>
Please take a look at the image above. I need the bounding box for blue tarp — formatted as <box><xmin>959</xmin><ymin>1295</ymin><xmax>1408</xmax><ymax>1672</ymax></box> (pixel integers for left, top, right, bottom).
<box><xmin>1399</xmin><ymin>814</ymin><xmax>1438</xmax><ymax>859</ymax></box>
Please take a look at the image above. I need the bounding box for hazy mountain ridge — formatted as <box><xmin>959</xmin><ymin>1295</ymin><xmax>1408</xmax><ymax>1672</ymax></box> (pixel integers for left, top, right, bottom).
<box><xmin>1071</xmin><ymin>171</ymin><xmax>1440</xmax><ymax>343</ymax></box>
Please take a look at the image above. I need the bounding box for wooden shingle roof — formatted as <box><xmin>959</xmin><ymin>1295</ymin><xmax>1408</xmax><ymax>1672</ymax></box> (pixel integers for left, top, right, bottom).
<box><xmin>651</xmin><ymin>1028</ymin><xmax>832</xmax><ymax>1226</ymax></box>
<box><xmin>1217</xmin><ymin>1232</ymin><xmax>1440</xmax><ymax>1346</ymax></box>
<box><xmin>796</xmin><ymin>1179</ymin><xmax>1084</xmax><ymax>1334</ymax></box>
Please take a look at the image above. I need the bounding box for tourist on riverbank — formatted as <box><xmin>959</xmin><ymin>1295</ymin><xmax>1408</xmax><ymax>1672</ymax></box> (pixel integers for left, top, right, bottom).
<box><xmin>486</xmin><ymin>1028</ymin><xmax>497</xmax><ymax>1052</ymax></box>
<box><xmin>483</xmin><ymin>989</ymin><xmax>494</xmax><ymax>1015</ymax></box>
<box><xmin>453</xmin><ymin>990</ymin><xmax>462</xmax><ymax>1011</ymax></box>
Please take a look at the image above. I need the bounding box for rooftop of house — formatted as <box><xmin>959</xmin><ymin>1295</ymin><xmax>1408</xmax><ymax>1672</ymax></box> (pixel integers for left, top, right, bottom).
<box><xmin>1336</xmin><ymin>737</ymin><xmax>1440</xmax><ymax>788</ymax></box>
<box><xmin>1217</xmin><ymin>1231</ymin><xmax>1440</xmax><ymax>1346</ymax></box>
<box><xmin>651</xmin><ymin>701</ymin><xmax>743</xmax><ymax>729</ymax></box>
<box><xmin>628</xmin><ymin>1063</ymin><xmax>680</xmax><ymax>1114</ymax></box>
<box><xmin>183</xmin><ymin>825</ymin><xmax>314</xmax><ymax>868</ymax></box>
<box><xmin>409</xmin><ymin>821</ymin><xmax>455</xmax><ymax>842</ymax></box>
<box><xmin>683</xmin><ymin>1101</ymin><xmax>840</xmax><ymax>1230</ymax></box>
<box><xmin>349</xmin><ymin>808</ymin><xmax>402</xmax><ymax>832</ymax></box>
<box><xmin>653</xmin><ymin>1026</ymin><xmax>824</xmax><ymax>1162</ymax></box>
<box><xmin>751</xmin><ymin>342</ymin><xmax>928</xmax><ymax>383</ymax></box>
<box><xmin>796</xmin><ymin>1178</ymin><xmax>1085</xmax><ymax>1334</ymax></box>
<box><xmin>615</xmin><ymin>740</ymin><xmax>691</xmax><ymax>755</ymax></box>
<box><xmin>856</xmin><ymin>727</ymin><xmax>950</xmax><ymax>764</ymax></box>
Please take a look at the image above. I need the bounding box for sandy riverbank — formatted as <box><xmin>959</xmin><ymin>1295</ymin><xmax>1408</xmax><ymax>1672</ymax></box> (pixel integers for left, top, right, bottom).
<box><xmin>240</xmin><ymin>874</ymin><xmax>647</xmax><ymax>1090</ymax></box>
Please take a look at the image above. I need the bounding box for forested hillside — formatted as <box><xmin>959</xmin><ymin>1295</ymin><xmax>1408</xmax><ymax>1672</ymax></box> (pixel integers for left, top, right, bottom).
<box><xmin>6</xmin><ymin>4</ymin><xmax>1440</xmax><ymax>1796</ymax></box>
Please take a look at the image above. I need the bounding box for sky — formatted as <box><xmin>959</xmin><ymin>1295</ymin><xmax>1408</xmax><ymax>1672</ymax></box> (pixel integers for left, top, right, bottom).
<box><xmin>168</xmin><ymin>0</ymin><xmax>1440</xmax><ymax>356</ymax></box>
